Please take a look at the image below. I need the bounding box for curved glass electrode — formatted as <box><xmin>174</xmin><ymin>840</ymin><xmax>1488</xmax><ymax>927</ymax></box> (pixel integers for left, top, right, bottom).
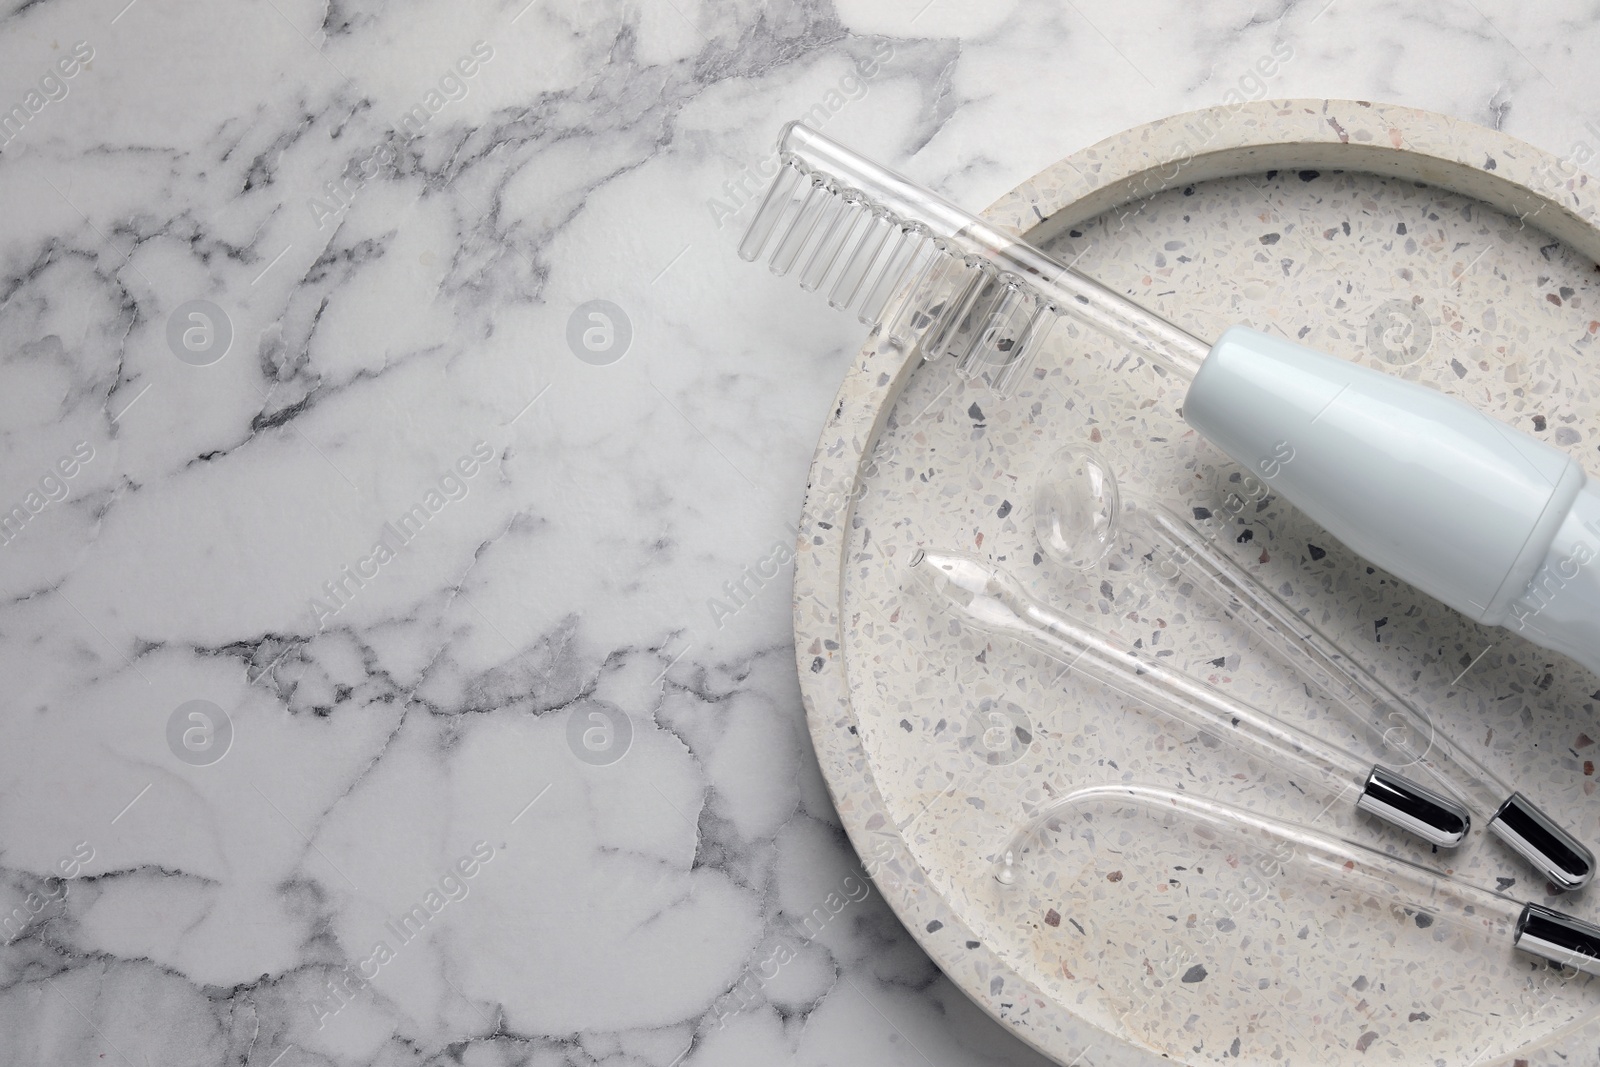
<box><xmin>997</xmin><ymin>784</ymin><xmax>1600</xmax><ymax>975</ymax></box>
<box><xmin>991</xmin><ymin>784</ymin><xmax>1599</xmax><ymax>1064</ymax></box>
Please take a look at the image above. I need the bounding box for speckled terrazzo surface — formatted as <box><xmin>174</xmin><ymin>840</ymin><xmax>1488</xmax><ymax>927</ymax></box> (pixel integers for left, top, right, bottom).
<box><xmin>795</xmin><ymin>101</ymin><xmax>1600</xmax><ymax>1065</ymax></box>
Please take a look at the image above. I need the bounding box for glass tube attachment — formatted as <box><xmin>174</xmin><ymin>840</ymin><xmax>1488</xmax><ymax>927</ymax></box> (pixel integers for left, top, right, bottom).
<box><xmin>906</xmin><ymin>548</ymin><xmax>1470</xmax><ymax>846</ymax></box>
<box><xmin>1141</xmin><ymin>503</ymin><xmax>1594</xmax><ymax>890</ymax></box>
<box><xmin>996</xmin><ymin>784</ymin><xmax>1600</xmax><ymax>976</ymax></box>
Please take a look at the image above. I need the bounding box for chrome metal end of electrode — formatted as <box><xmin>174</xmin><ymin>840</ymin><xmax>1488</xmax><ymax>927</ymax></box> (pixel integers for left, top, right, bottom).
<box><xmin>1516</xmin><ymin>903</ymin><xmax>1600</xmax><ymax>977</ymax></box>
<box><xmin>1355</xmin><ymin>766</ymin><xmax>1471</xmax><ymax>847</ymax></box>
<box><xmin>1490</xmin><ymin>793</ymin><xmax>1595</xmax><ymax>891</ymax></box>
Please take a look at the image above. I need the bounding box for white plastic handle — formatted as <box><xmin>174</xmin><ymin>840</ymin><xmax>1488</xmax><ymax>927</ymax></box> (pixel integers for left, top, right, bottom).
<box><xmin>1184</xmin><ymin>326</ymin><xmax>1600</xmax><ymax>674</ymax></box>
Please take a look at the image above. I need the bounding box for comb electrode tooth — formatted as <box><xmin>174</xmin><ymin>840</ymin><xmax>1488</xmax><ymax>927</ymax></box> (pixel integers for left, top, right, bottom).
<box><xmin>737</xmin><ymin>159</ymin><xmax>804</xmax><ymax>262</ymax></box>
<box><xmin>839</xmin><ymin>214</ymin><xmax>907</xmax><ymax>316</ymax></box>
<box><xmin>877</xmin><ymin>240</ymin><xmax>941</xmax><ymax>346</ymax></box>
<box><xmin>799</xmin><ymin>193</ymin><xmax>865</xmax><ymax>292</ymax></box>
<box><xmin>922</xmin><ymin>260</ymin><xmax>991</xmax><ymax>361</ymax></box>
<box><xmin>956</xmin><ymin>276</ymin><xmax>1024</xmax><ymax>379</ymax></box>
<box><xmin>917</xmin><ymin>258</ymin><xmax>986</xmax><ymax>359</ymax></box>
<box><xmin>828</xmin><ymin>208</ymin><xmax>893</xmax><ymax>312</ymax></box>
<box><xmin>952</xmin><ymin>285</ymin><xmax>1008</xmax><ymax>376</ymax></box>
<box><xmin>991</xmin><ymin>303</ymin><xmax>1058</xmax><ymax>396</ymax></box>
<box><xmin>796</xmin><ymin>193</ymin><xmax>851</xmax><ymax>291</ymax></box>
<box><xmin>893</xmin><ymin>246</ymin><xmax>967</xmax><ymax>355</ymax></box>
<box><xmin>844</xmin><ymin>222</ymin><xmax>906</xmax><ymax>323</ymax></box>
<box><xmin>769</xmin><ymin>176</ymin><xmax>831</xmax><ymax>276</ymax></box>
<box><xmin>858</xmin><ymin>225</ymin><xmax>929</xmax><ymax>327</ymax></box>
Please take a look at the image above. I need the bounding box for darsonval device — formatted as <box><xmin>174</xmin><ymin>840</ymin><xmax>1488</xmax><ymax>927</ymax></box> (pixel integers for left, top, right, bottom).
<box><xmin>739</xmin><ymin>121</ymin><xmax>1600</xmax><ymax>681</ymax></box>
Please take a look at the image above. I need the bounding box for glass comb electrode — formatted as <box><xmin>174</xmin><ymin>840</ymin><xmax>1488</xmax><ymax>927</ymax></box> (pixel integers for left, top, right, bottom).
<box><xmin>1139</xmin><ymin>503</ymin><xmax>1595</xmax><ymax>889</ymax></box>
<box><xmin>906</xmin><ymin>548</ymin><xmax>1472</xmax><ymax>848</ymax></box>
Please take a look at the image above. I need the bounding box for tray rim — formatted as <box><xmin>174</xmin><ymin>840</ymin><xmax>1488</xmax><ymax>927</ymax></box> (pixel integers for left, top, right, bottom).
<box><xmin>790</xmin><ymin>97</ymin><xmax>1600</xmax><ymax>1066</ymax></box>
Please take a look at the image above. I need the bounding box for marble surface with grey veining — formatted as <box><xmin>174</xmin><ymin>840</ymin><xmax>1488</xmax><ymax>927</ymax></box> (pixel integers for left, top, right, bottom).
<box><xmin>2</xmin><ymin>1</ymin><xmax>1599</xmax><ymax>1065</ymax></box>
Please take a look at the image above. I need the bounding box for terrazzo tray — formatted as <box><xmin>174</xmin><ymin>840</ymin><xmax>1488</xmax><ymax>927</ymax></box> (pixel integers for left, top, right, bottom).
<box><xmin>793</xmin><ymin>99</ymin><xmax>1600</xmax><ymax>1066</ymax></box>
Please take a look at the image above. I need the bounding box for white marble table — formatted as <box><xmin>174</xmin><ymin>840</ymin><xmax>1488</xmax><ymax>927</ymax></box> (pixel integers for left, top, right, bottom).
<box><xmin>0</xmin><ymin>2</ymin><xmax>1596</xmax><ymax>1064</ymax></box>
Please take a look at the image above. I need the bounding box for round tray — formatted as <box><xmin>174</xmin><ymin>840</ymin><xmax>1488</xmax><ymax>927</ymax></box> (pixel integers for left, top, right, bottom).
<box><xmin>794</xmin><ymin>99</ymin><xmax>1600</xmax><ymax>1065</ymax></box>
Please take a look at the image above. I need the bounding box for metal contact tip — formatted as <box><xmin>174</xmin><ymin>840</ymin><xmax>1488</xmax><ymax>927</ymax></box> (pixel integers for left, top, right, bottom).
<box><xmin>1516</xmin><ymin>903</ymin><xmax>1600</xmax><ymax>976</ymax></box>
<box><xmin>1355</xmin><ymin>766</ymin><xmax>1471</xmax><ymax>847</ymax></box>
<box><xmin>1490</xmin><ymin>793</ymin><xmax>1595</xmax><ymax>891</ymax></box>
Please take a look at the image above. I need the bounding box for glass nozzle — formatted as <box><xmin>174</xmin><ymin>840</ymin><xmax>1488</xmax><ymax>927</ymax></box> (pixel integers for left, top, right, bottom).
<box><xmin>906</xmin><ymin>548</ymin><xmax>1470</xmax><ymax>847</ymax></box>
